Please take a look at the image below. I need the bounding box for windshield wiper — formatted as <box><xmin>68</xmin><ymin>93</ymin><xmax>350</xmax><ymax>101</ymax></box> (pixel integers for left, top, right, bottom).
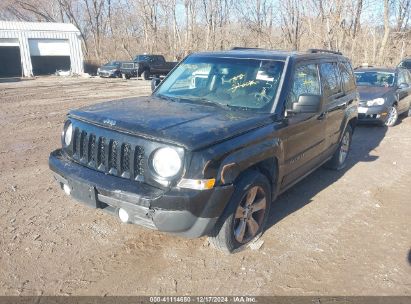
<box><xmin>179</xmin><ymin>97</ymin><xmax>232</xmax><ymax>110</ymax></box>
<box><xmin>156</xmin><ymin>94</ymin><xmax>180</xmax><ymax>103</ymax></box>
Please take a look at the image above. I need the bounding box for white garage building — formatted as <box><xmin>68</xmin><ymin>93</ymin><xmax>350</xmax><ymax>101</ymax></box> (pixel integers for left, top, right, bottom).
<box><xmin>0</xmin><ymin>21</ymin><xmax>83</xmax><ymax>77</ymax></box>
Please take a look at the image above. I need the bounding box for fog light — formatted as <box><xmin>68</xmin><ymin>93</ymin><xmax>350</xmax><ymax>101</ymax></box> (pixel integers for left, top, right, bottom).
<box><xmin>63</xmin><ymin>184</ymin><xmax>71</xmax><ymax>196</ymax></box>
<box><xmin>118</xmin><ymin>208</ymin><xmax>129</xmax><ymax>223</ymax></box>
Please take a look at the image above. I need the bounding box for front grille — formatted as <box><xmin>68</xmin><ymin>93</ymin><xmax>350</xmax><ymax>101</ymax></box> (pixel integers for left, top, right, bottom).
<box><xmin>71</xmin><ymin>127</ymin><xmax>145</xmax><ymax>180</ymax></box>
<box><xmin>121</xmin><ymin>63</ymin><xmax>134</xmax><ymax>69</ymax></box>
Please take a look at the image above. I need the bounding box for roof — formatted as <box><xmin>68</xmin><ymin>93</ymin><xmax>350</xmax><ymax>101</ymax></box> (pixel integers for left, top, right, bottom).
<box><xmin>0</xmin><ymin>21</ymin><xmax>80</xmax><ymax>33</ymax></box>
<box><xmin>191</xmin><ymin>48</ymin><xmax>347</xmax><ymax>61</ymax></box>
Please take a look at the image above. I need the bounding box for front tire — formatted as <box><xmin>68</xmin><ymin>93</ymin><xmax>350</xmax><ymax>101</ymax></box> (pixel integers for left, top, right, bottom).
<box><xmin>141</xmin><ymin>70</ymin><xmax>150</xmax><ymax>80</ymax></box>
<box><xmin>325</xmin><ymin>125</ymin><xmax>352</xmax><ymax>170</ymax></box>
<box><xmin>385</xmin><ymin>105</ymin><xmax>398</xmax><ymax>127</ymax></box>
<box><xmin>209</xmin><ymin>171</ymin><xmax>272</xmax><ymax>253</ymax></box>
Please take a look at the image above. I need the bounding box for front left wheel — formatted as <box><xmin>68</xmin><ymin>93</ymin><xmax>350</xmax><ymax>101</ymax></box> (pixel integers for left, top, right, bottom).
<box><xmin>385</xmin><ymin>105</ymin><xmax>398</xmax><ymax>127</ymax></box>
<box><xmin>209</xmin><ymin>171</ymin><xmax>272</xmax><ymax>253</ymax></box>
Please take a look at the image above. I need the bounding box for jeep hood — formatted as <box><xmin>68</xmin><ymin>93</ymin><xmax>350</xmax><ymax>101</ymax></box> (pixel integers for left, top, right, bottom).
<box><xmin>69</xmin><ymin>96</ymin><xmax>273</xmax><ymax>150</ymax></box>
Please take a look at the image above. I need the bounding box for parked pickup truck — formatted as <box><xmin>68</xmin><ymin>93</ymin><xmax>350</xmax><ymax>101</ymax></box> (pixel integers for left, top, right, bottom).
<box><xmin>120</xmin><ymin>54</ymin><xmax>177</xmax><ymax>80</ymax></box>
<box><xmin>49</xmin><ymin>48</ymin><xmax>358</xmax><ymax>253</ymax></box>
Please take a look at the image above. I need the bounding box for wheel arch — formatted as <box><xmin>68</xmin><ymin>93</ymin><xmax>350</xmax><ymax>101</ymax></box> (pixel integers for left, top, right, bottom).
<box><xmin>217</xmin><ymin>143</ymin><xmax>281</xmax><ymax>200</ymax></box>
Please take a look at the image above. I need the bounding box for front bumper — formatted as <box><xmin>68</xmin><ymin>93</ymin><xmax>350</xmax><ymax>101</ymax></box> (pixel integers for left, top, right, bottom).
<box><xmin>98</xmin><ymin>71</ymin><xmax>116</xmax><ymax>77</ymax></box>
<box><xmin>357</xmin><ymin>105</ymin><xmax>389</xmax><ymax>124</ymax></box>
<box><xmin>49</xmin><ymin>149</ymin><xmax>233</xmax><ymax>238</ymax></box>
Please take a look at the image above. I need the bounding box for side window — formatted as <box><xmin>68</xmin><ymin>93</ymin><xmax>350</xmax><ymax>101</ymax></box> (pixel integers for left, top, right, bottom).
<box><xmin>406</xmin><ymin>71</ymin><xmax>411</xmax><ymax>84</ymax></box>
<box><xmin>138</xmin><ymin>55</ymin><xmax>149</xmax><ymax>62</ymax></box>
<box><xmin>320</xmin><ymin>62</ymin><xmax>342</xmax><ymax>98</ymax></box>
<box><xmin>339</xmin><ymin>61</ymin><xmax>356</xmax><ymax>93</ymax></box>
<box><xmin>397</xmin><ymin>70</ymin><xmax>406</xmax><ymax>85</ymax></box>
<box><xmin>286</xmin><ymin>63</ymin><xmax>320</xmax><ymax>110</ymax></box>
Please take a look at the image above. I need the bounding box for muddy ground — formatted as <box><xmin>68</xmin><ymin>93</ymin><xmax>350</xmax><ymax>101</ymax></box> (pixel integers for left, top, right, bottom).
<box><xmin>0</xmin><ymin>77</ymin><xmax>410</xmax><ymax>296</ymax></box>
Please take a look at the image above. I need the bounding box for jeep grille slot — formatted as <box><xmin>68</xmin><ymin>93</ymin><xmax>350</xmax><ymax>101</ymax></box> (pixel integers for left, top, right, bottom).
<box><xmin>88</xmin><ymin>134</ymin><xmax>96</xmax><ymax>165</ymax></box>
<box><xmin>97</xmin><ymin>137</ymin><xmax>106</xmax><ymax>169</ymax></box>
<box><xmin>66</xmin><ymin>126</ymin><xmax>145</xmax><ymax>182</ymax></box>
<box><xmin>121</xmin><ymin>143</ymin><xmax>131</xmax><ymax>177</ymax></box>
<box><xmin>134</xmin><ymin>146</ymin><xmax>145</xmax><ymax>176</ymax></box>
<box><xmin>73</xmin><ymin>127</ymin><xmax>80</xmax><ymax>157</ymax></box>
<box><xmin>80</xmin><ymin>131</ymin><xmax>88</xmax><ymax>160</ymax></box>
<box><xmin>109</xmin><ymin>140</ymin><xmax>118</xmax><ymax>174</ymax></box>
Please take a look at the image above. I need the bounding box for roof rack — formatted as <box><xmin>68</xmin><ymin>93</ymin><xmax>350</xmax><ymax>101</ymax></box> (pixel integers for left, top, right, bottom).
<box><xmin>231</xmin><ymin>47</ymin><xmax>267</xmax><ymax>51</ymax></box>
<box><xmin>307</xmin><ymin>48</ymin><xmax>342</xmax><ymax>55</ymax></box>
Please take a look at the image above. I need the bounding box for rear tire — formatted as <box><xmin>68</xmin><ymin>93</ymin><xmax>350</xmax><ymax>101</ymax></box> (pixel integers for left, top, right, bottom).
<box><xmin>325</xmin><ymin>125</ymin><xmax>352</xmax><ymax>170</ymax></box>
<box><xmin>209</xmin><ymin>171</ymin><xmax>272</xmax><ymax>253</ymax></box>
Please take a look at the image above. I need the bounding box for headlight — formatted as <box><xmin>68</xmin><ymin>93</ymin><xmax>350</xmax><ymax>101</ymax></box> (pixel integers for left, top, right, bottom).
<box><xmin>63</xmin><ymin>122</ymin><xmax>73</xmax><ymax>146</ymax></box>
<box><xmin>366</xmin><ymin>98</ymin><xmax>385</xmax><ymax>106</ymax></box>
<box><xmin>152</xmin><ymin>147</ymin><xmax>182</xmax><ymax>178</ymax></box>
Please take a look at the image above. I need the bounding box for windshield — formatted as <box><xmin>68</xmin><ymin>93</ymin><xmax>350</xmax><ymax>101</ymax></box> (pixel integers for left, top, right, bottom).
<box><xmin>354</xmin><ymin>71</ymin><xmax>395</xmax><ymax>87</ymax></box>
<box><xmin>104</xmin><ymin>61</ymin><xmax>119</xmax><ymax>67</ymax></box>
<box><xmin>154</xmin><ymin>56</ymin><xmax>285</xmax><ymax>112</ymax></box>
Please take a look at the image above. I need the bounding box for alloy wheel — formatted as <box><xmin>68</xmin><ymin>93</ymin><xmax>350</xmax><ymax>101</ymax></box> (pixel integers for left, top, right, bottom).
<box><xmin>233</xmin><ymin>186</ymin><xmax>267</xmax><ymax>244</ymax></box>
<box><xmin>385</xmin><ymin>106</ymin><xmax>398</xmax><ymax>127</ymax></box>
<box><xmin>339</xmin><ymin>131</ymin><xmax>350</xmax><ymax>165</ymax></box>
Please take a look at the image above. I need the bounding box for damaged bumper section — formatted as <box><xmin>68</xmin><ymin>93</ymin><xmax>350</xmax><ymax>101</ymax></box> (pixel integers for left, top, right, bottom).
<box><xmin>49</xmin><ymin>149</ymin><xmax>233</xmax><ymax>238</ymax></box>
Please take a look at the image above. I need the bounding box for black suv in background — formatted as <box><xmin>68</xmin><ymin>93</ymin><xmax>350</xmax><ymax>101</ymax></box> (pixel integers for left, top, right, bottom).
<box><xmin>120</xmin><ymin>54</ymin><xmax>177</xmax><ymax>80</ymax></box>
<box><xmin>49</xmin><ymin>48</ymin><xmax>358</xmax><ymax>252</ymax></box>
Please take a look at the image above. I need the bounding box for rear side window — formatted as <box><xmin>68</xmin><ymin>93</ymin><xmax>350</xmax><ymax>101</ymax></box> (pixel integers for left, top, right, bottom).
<box><xmin>339</xmin><ymin>61</ymin><xmax>356</xmax><ymax>92</ymax></box>
<box><xmin>286</xmin><ymin>63</ymin><xmax>321</xmax><ymax>109</ymax></box>
<box><xmin>320</xmin><ymin>63</ymin><xmax>342</xmax><ymax>97</ymax></box>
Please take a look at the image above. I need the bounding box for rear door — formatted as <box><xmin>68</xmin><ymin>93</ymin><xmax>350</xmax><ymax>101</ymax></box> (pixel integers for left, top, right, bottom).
<box><xmin>319</xmin><ymin>61</ymin><xmax>348</xmax><ymax>153</ymax></box>
<box><xmin>281</xmin><ymin>62</ymin><xmax>327</xmax><ymax>188</ymax></box>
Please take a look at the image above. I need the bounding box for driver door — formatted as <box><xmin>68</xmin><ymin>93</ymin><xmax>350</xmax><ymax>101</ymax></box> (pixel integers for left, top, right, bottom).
<box><xmin>281</xmin><ymin>62</ymin><xmax>327</xmax><ymax>188</ymax></box>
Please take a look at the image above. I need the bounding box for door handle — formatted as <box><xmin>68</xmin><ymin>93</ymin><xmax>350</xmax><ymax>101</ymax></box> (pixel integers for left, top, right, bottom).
<box><xmin>318</xmin><ymin>112</ymin><xmax>327</xmax><ymax>120</ymax></box>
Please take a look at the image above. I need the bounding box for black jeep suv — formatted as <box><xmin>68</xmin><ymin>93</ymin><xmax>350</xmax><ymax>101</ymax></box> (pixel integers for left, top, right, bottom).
<box><xmin>49</xmin><ymin>48</ymin><xmax>358</xmax><ymax>252</ymax></box>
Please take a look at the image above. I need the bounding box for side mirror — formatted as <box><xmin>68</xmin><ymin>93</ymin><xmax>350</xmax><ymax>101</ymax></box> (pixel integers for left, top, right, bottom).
<box><xmin>292</xmin><ymin>94</ymin><xmax>322</xmax><ymax>113</ymax></box>
<box><xmin>151</xmin><ymin>77</ymin><xmax>161</xmax><ymax>92</ymax></box>
<box><xmin>398</xmin><ymin>82</ymin><xmax>409</xmax><ymax>89</ymax></box>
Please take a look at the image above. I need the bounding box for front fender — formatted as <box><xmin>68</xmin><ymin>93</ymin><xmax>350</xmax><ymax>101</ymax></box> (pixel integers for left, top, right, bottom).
<box><xmin>216</xmin><ymin>137</ymin><xmax>281</xmax><ymax>185</ymax></box>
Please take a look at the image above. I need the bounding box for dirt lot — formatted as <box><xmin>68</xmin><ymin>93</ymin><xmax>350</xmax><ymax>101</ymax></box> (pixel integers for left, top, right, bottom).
<box><xmin>0</xmin><ymin>77</ymin><xmax>410</xmax><ymax>296</ymax></box>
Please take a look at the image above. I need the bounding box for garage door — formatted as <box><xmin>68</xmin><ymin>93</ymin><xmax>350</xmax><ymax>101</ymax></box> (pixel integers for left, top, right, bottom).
<box><xmin>29</xmin><ymin>39</ymin><xmax>71</xmax><ymax>75</ymax></box>
<box><xmin>0</xmin><ymin>39</ymin><xmax>22</xmax><ymax>77</ymax></box>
